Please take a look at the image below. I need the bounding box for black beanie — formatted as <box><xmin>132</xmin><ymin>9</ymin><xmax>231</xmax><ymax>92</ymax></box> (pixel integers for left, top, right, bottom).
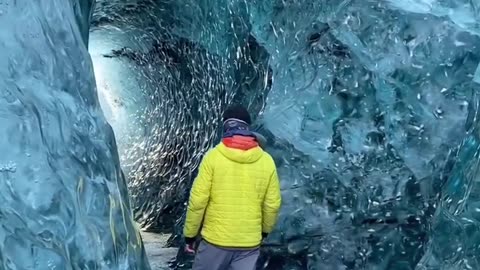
<box><xmin>223</xmin><ymin>104</ymin><xmax>252</xmax><ymax>124</ymax></box>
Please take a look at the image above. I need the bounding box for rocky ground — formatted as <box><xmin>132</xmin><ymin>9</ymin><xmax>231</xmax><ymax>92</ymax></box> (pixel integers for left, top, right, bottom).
<box><xmin>142</xmin><ymin>232</ymin><xmax>178</xmax><ymax>270</ymax></box>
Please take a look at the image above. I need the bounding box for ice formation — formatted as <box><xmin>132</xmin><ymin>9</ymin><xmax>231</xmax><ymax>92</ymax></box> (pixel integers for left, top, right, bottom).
<box><xmin>0</xmin><ymin>1</ymin><xmax>149</xmax><ymax>269</ymax></box>
<box><xmin>2</xmin><ymin>0</ymin><xmax>480</xmax><ymax>269</ymax></box>
<box><xmin>90</xmin><ymin>0</ymin><xmax>272</xmax><ymax>236</ymax></box>
<box><xmin>90</xmin><ymin>1</ymin><xmax>480</xmax><ymax>269</ymax></box>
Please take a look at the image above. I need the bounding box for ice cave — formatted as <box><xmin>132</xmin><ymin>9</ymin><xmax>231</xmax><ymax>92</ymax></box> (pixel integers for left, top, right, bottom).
<box><xmin>1</xmin><ymin>0</ymin><xmax>480</xmax><ymax>269</ymax></box>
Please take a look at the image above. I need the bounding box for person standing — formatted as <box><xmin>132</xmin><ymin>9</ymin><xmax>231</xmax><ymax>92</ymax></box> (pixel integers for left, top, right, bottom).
<box><xmin>183</xmin><ymin>104</ymin><xmax>282</xmax><ymax>270</ymax></box>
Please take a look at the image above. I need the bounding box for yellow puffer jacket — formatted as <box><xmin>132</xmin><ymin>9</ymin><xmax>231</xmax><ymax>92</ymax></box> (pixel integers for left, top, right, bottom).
<box><xmin>183</xmin><ymin>142</ymin><xmax>281</xmax><ymax>248</ymax></box>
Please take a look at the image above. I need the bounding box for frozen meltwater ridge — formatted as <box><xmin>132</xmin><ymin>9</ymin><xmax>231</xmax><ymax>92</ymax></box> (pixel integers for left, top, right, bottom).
<box><xmin>0</xmin><ymin>1</ymin><xmax>149</xmax><ymax>269</ymax></box>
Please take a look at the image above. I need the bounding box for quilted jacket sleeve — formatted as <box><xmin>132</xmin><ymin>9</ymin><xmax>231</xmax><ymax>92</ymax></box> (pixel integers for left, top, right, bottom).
<box><xmin>183</xmin><ymin>151</ymin><xmax>213</xmax><ymax>238</ymax></box>
<box><xmin>262</xmin><ymin>168</ymin><xmax>281</xmax><ymax>234</ymax></box>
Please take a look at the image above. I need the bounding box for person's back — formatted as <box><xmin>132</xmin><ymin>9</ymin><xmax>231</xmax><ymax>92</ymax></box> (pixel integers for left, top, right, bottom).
<box><xmin>183</xmin><ymin>105</ymin><xmax>282</xmax><ymax>270</ymax></box>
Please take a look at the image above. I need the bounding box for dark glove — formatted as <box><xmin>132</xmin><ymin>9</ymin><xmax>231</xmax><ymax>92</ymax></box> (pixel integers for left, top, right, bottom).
<box><xmin>262</xmin><ymin>233</ymin><xmax>268</xmax><ymax>240</ymax></box>
<box><xmin>184</xmin><ymin>237</ymin><xmax>196</xmax><ymax>254</ymax></box>
<box><xmin>185</xmin><ymin>237</ymin><xmax>196</xmax><ymax>245</ymax></box>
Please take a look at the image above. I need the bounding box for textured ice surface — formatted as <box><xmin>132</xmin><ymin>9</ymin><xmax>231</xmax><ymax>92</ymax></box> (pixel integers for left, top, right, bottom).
<box><xmin>0</xmin><ymin>1</ymin><xmax>149</xmax><ymax>269</ymax></box>
<box><xmin>87</xmin><ymin>0</ymin><xmax>480</xmax><ymax>269</ymax></box>
<box><xmin>252</xmin><ymin>1</ymin><xmax>480</xmax><ymax>269</ymax></box>
<box><xmin>91</xmin><ymin>0</ymin><xmax>272</xmax><ymax>233</ymax></box>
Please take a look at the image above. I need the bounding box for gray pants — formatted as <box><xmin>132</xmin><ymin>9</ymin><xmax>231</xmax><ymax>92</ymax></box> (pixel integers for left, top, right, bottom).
<box><xmin>192</xmin><ymin>241</ymin><xmax>259</xmax><ymax>270</ymax></box>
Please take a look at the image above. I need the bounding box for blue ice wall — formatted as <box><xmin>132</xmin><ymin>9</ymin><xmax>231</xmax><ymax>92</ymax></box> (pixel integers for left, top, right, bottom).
<box><xmin>0</xmin><ymin>1</ymin><xmax>149</xmax><ymax>269</ymax></box>
<box><xmin>251</xmin><ymin>1</ymin><xmax>480</xmax><ymax>269</ymax></box>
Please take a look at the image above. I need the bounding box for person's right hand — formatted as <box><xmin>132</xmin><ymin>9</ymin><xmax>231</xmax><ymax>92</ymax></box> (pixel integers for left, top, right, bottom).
<box><xmin>184</xmin><ymin>237</ymin><xmax>196</xmax><ymax>254</ymax></box>
<box><xmin>185</xmin><ymin>243</ymin><xmax>195</xmax><ymax>254</ymax></box>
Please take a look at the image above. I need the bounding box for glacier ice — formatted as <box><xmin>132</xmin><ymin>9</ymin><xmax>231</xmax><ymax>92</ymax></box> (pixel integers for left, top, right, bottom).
<box><xmin>0</xmin><ymin>1</ymin><xmax>149</xmax><ymax>269</ymax></box>
<box><xmin>250</xmin><ymin>1</ymin><xmax>480</xmax><ymax>269</ymax></box>
<box><xmin>34</xmin><ymin>0</ymin><xmax>480</xmax><ymax>269</ymax></box>
<box><xmin>91</xmin><ymin>1</ymin><xmax>272</xmax><ymax>235</ymax></box>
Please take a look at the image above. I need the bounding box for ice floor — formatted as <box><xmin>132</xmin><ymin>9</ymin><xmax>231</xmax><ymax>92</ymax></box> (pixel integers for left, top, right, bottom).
<box><xmin>141</xmin><ymin>232</ymin><xmax>178</xmax><ymax>270</ymax></box>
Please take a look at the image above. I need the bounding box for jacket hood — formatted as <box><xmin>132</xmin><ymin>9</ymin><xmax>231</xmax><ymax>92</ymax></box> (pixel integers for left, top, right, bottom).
<box><xmin>217</xmin><ymin>142</ymin><xmax>264</xmax><ymax>164</ymax></box>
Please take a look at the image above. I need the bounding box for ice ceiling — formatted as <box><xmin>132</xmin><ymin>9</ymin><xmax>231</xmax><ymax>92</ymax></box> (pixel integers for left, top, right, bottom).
<box><xmin>1</xmin><ymin>0</ymin><xmax>480</xmax><ymax>269</ymax></box>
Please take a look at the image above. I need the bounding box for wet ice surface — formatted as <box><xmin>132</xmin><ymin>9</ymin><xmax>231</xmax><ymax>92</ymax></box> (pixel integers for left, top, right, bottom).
<box><xmin>0</xmin><ymin>1</ymin><xmax>149</xmax><ymax>269</ymax></box>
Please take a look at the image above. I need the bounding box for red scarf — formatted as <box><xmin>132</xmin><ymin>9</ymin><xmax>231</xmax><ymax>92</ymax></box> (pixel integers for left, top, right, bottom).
<box><xmin>222</xmin><ymin>135</ymin><xmax>259</xmax><ymax>150</ymax></box>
